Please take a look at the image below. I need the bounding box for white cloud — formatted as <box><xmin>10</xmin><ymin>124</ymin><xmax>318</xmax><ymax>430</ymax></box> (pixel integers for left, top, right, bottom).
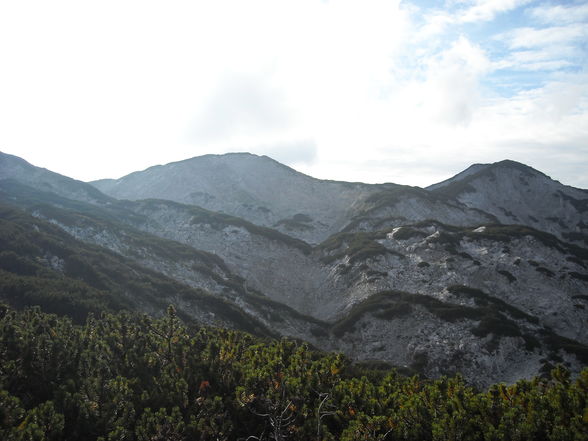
<box><xmin>418</xmin><ymin>0</ymin><xmax>531</xmax><ymax>37</ymax></box>
<box><xmin>501</xmin><ymin>24</ymin><xmax>588</xmax><ymax>49</ymax></box>
<box><xmin>495</xmin><ymin>47</ymin><xmax>577</xmax><ymax>71</ymax></box>
<box><xmin>189</xmin><ymin>73</ymin><xmax>293</xmax><ymax>143</ymax></box>
<box><xmin>254</xmin><ymin>140</ymin><xmax>318</xmax><ymax>167</ymax></box>
<box><xmin>0</xmin><ymin>0</ymin><xmax>587</xmax><ymax>189</ymax></box>
<box><xmin>417</xmin><ymin>37</ymin><xmax>491</xmax><ymax>125</ymax></box>
<box><xmin>529</xmin><ymin>3</ymin><xmax>588</xmax><ymax>24</ymax></box>
<box><xmin>458</xmin><ymin>0</ymin><xmax>533</xmax><ymax>23</ymax></box>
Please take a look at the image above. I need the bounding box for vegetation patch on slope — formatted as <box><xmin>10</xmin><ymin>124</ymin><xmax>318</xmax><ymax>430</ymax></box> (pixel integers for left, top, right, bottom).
<box><xmin>0</xmin><ymin>204</ymin><xmax>269</xmax><ymax>335</ymax></box>
<box><xmin>274</xmin><ymin>213</ymin><xmax>314</xmax><ymax>231</ymax></box>
<box><xmin>341</xmin><ymin>186</ymin><xmax>464</xmax><ymax>231</ymax></box>
<box><xmin>318</xmin><ymin>231</ymin><xmax>403</xmax><ymax>265</ymax></box>
<box><xmin>330</xmin><ymin>287</ymin><xmax>568</xmax><ymax>356</ymax></box>
<box><xmin>557</xmin><ymin>190</ymin><xmax>588</xmax><ymax>213</ymax></box>
<box><xmin>131</xmin><ymin>199</ymin><xmax>313</xmax><ymax>254</ymax></box>
<box><xmin>466</xmin><ymin>224</ymin><xmax>588</xmax><ymax>263</ymax></box>
<box><xmin>422</xmin><ymin>222</ymin><xmax>588</xmax><ymax>265</ymax></box>
<box><xmin>330</xmin><ymin>291</ymin><xmax>484</xmax><ymax>337</ymax></box>
<box><xmin>0</xmin><ymin>179</ymin><xmax>146</xmax><ymax>225</ymax></box>
<box><xmin>390</xmin><ymin>226</ymin><xmax>428</xmax><ymax>240</ymax></box>
<box><xmin>447</xmin><ymin>285</ymin><xmax>539</xmax><ymax>324</ymax></box>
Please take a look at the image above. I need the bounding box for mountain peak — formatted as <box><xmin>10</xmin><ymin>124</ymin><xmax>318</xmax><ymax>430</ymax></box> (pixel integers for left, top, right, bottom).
<box><xmin>427</xmin><ymin>159</ymin><xmax>546</xmax><ymax>193</ymax></box>
<box><xmin>428</xmin><ymin>158</ymin><xmax>587</xmax><ymax>243</ymax></box>
<box><xmin>489</xmin><ymin>159</ymin><xmax>549</xmax><ymax>179</ymax></box>
<box><xmin>90</xmin><ymin>152</ymin><xmax>363</xmax><ymax>243</ymax></box>
<box><xmin>113</xmin><ymin>152</ymin><xmax>299</xmax><ymax>182</ymax></box>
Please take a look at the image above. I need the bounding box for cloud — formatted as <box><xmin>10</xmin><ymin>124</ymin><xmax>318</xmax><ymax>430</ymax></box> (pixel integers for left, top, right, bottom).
<box><xmin>495</xmin><ymin>48</ymin><xmax>577</xmax><ymax>71</ymax></box>
<box><xmin>491</xmin><ymin>17</ymin><xmax>587</xmax><ymax>73</ymax></box>
<box><xmin>0</xmin><ymin>0</ymin><xmax>587</xmax><ymax>189</ymax></box>
<box><xmin>500</xmin><ymin>24</ymin><xmax>588</xmax><ymax>49</ymax></box>
<box><xmin>254</xmin><ymin>140</ymin><xmax>318</xmax><ymax>166</ymax></box>
<box><xmin>529</xmin><ymin>3</ymin><xmax>588</xmax><ymax>24</ymax></box>
<box><xmin>419</xmin><ymin>37</ymin><xmax>491</xmax><ymax>125</ymax></box>
<box><xmin>418</xmin><ymin>0</ymin><xmax>531</xmax><ymax>37</ymax></box>
<box><xmin>188</xmin><ymin>73</ymin><xmax>293</xmax><ymax>143</ymax></box>
<box><xmin>525</xmin><ymin>77</ymin><xmax>588</xmax><ymax>120</ymax></box>
<box><xmin>458</xmin><ymin>0</ymin><xmax>533</xmax><ymax>23</ymax></box>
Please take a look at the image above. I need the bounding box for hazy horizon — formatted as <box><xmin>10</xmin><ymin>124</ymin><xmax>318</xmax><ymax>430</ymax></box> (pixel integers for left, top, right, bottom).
<box><xmin>1</xmin><ymin>1</ymin><xmax>587</xmax><ymax>188</ymax></box>
<box><xmin>4</xmin><ymin>149</ymin><xmax>587</xmax><ymax>190</ymax></box>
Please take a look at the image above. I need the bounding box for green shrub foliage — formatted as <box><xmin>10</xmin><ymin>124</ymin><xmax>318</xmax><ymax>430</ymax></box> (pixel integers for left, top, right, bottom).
<box><xmin>0</xmin><ymin>306</ymin><xmax>586</xmax><ymax>440</ymax></box>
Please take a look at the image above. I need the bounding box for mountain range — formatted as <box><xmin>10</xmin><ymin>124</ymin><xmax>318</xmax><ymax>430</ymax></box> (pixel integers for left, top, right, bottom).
<box><xmin>1</xmin><ymin>151</ymin><xmax>587</xmax><ymax>387</ymax></box>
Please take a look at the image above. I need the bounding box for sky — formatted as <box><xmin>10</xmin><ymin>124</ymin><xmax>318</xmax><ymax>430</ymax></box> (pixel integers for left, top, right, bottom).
<box><xmin>0</xmin><ymin>0</ymin><xmax>587</xmax><ymax>188</ymax></box>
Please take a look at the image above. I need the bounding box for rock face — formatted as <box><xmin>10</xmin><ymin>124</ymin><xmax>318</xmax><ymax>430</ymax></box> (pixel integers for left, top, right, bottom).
<box><xmin>1</xmin><ymin>151</ymin><xmax>587</xmax><ymax>387</ymax></box>
<box><xmin>428</xmin><ymin>160</ymin><xmax>588</xmax><ymax>245</ymax></box>
<box><xmin>91</xmin><ymin>153</ymin><xmax>495</xmax><ymax>243</ymax></box>
<box><xmin>92</xmin><ymin>153</ymin><xmax>381</xmax><ymax>243</ymax></box>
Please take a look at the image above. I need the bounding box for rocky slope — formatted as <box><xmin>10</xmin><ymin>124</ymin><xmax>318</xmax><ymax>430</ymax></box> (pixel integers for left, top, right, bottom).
<box><xmin>3</xmin><ymin>183</ymin><xmax>586</xmax><ymax>387</ymax></box>
<box><xmin>0</xmin><ymin>181</ymin><xmax>329</xmax><ymax>343</ymax></box>
<box><xmin>91</xmin><ymin>153</ymin><xmax>378</xmax><ymax>243</ymax></box>
<box><xmin>0</xmin><ymin>152</ymin><xmax>113</xmax><ymax>206</ymax></box>
<box><xmin>428</xmin><ymin>160</ymin><xmax>588</xmax><ymax>245</ymax></box>
<box><xmin>91</xmin><ymin>153</ymin><xmax>495</xmax><ymax>243</ymax></box>
<box><xmin>0</xmin><ymin>202</ymin><xmax>267</xmax><ymax>334</ymax></box>
<box><xmin>317</xmin><ymin>223</ymin><xmax>588</xmax><ymax>341</ymax></box>
<box><xmin>1</xmin><ymin>151</ymin><xmax>587</xmax><ymax>387</ymax></box>
<box><xmin>340</xmin><ymin>185</ymin><xmax>495</xmax><ymax>234</ymax></box>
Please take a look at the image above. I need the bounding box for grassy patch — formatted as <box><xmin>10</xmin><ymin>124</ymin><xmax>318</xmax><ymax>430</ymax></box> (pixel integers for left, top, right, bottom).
<box><xmin>362</xmin><ymin>186</ymin><xmax>438</xmax><ymax>213</ymax></box>
<box><xmin>0</xmin><ymin>204</ymin><xmax>273</xmax><ymax>336</ymax></box>
<box><xmin>331</xmin><ymin>290</ymin><xmax>487</xmax><ymax>337</ymax></box>
<box><xmin>374</xmin><ymin>302</ymin><xmax>413</xmax><ymax>319</ymax></box>
<box><xmin>566</xmin><ymin>256</ymin><xmax>586</xmax><ymax>269</ymax></box>
<box><xmin>309</xmin><ymin>326</ymin><xmax>329</xmax><ymax>338</ymax></box>
<box><xmin>497</xmin><ymin>270</ymin><xmax>517</xmax><ymax>283</ymax></box>
<box><xmin>569</xmin><ymin>272</ymin><xmax>588</xmax><ymax>282</ymax></box>
<box><xmin>447</xmin><ymin>285</ymin><xmax>539</xmax><ymax>324</ymax></box>
<box><xmin>318</xmin><ymin>231</ymin><xmax>403</xmax><ymax>265</ymax></box>
<box><xmin>523</xmin><ymin>334</ymin><xmax>541</xmax><ymax>351</ymax></box>
<box><xmin>366</xmin><ymin>269</ymin><xmax>388</xmax><ymax>278</ymax></box>
<box><xmin>410</xmin><ymin>352</ymin><xmax>429</xmax><ymax>373</ymax></box>
<box><xmin>536</xmin><ymin>267</ymin><xmax>555</xmax><ymax>278</ymax></box>
<box><xmin>391</xmin><ymin>227</ymin><xmax>427</xmax><ymax>241</ymax></box>
<box><xmin>471</xmin><ymin>315</ymin><xmax>521</xmax><ymax>339</ymax></box>
<box><xmin>557</xmin><ymin>191</ymin><xmax>588</xmax><ymax>213</ymax></box>
<box><xmin>132</xmin><ymin>200</ymin><xmax>315</xmax><ymax>254</ymax></box>
<box><xmin>275</xmin><ymin>214</ymin><xmax>314</xmax><ymax>231</ymax></box>
<box><xmin>428</xmin><ymin>231</ymin><xmax>461</xmax><ymax>254</ymax></box>
<box><xmin>465</xmin><ymin>224</ymin><xmax>588</xmax><ymax>263</ymax></box>
<box><xmin>541</xmin><ymin>332</ymin><xmax>588</xmax><ymax>365</ymax></box>
<box><xmin>562</xmin><ymin>232</ymin><xmax>588</xmax><ymax>246</ymax></box>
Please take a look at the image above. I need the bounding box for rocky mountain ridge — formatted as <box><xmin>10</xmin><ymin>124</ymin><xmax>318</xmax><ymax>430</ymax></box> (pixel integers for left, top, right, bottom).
<box><xmin>429</xmin><ymin>160</ymin><xmax>588</xmax><ymax>245</ymax></box>
<box><xmin>1</xmin><ymin>151</ymin><xmax>587</xmax><ymax>386</ymax></box>
<box><xmin>91</xmin><ymin>153</ymin><xmax>497</xmax><ymax>243</ymax></box>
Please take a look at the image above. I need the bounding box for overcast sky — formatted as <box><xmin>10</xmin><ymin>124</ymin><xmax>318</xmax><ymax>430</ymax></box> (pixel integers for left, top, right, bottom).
<box><xmin>1</xmin><ymin>0</ymin><xmax>587</xmax><ymax>188</ymax></box>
